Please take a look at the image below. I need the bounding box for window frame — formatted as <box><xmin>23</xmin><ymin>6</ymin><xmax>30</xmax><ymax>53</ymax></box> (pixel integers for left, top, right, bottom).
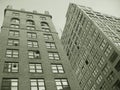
<box><xmin>51</xmin><ymin>64</ymin><xmax>64</xmax><ymax>74</ymax></box>
<box><xmin>28</xmin><ymin>50</ymin><xmax>40</xmax><ymax>59</ymax></box>
<box><xmin>4</xmin><ymin>62</ymin><xmax>19</xmax><ymax>73</ymax></box>
<box><xmin>29</xmin><ymin>63</ymin><xmax>43</xmax><ymax>73</ymax></box>
<box><xmin>6</xmin><ymin>49</ymin><xmax>19</xmax><ymax>58</ymax></box>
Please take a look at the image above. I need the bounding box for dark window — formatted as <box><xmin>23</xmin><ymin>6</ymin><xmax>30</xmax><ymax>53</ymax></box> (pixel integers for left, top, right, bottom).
<box><xmin>1</xmin><ymin>78</ymin><xmax>18</xmax><ymax>90</ymax></box>
<box><xmin>109</xmin><ymin>51</ymin><xmax>118</xmax><ymax>63</ymax></box>
<box><xmin>115</xmin><ymin>60</ymin><xmax>120</xmax><ymax>72</ymax></box>
<box><xmin>112</xmin><ymin>80</ymin><xmax>120</xmax><ymax>90</ymax></box>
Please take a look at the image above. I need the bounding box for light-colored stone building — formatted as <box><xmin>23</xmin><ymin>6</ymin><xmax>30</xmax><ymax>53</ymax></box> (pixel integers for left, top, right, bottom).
<box><xmin>61</xmin><ymin>3</ymin><xmax>120</xmax><ymax>90</ymax></box>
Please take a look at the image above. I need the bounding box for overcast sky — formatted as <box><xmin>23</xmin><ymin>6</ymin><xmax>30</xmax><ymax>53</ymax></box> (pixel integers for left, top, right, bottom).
<box><xmin>0</xmin><ymin>0</ymin><xmax>120</xmax><ymax>37</ymax></box>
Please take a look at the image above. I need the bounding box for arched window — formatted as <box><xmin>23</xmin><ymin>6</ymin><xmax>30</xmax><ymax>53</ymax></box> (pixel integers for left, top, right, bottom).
<box><xmin>41</xmin><ymin>22</ymin><xmax>49</xmax><ymax>27</ymax></box>
<box><xmin>11</xmin><ymin>18</ymin><xmax>20</xmax><ymax>24</ymax></box>
<box><xmin>26</xmin><ymin>20</ymin><xmax>35</xmax><ymax>25</ymax></box>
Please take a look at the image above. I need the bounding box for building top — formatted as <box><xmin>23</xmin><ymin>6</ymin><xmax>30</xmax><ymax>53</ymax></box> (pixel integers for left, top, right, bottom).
<box><xmin>68</xmin><ymin>3</ymin><xmax>120</xmax><ymax>19</ymax></box>
<box><xmin>4</xmin><ymin>5</ymin><xmax>52</xmax><ymax>18</ymax></box>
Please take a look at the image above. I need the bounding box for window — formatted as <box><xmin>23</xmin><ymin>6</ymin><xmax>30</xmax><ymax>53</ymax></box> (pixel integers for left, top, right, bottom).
<box><xmin>92</xmin><ymin>68</ymin><xmax>99</xmax><ymax>77</ymax></box>
<box><xmin>104</xmin><ymin>45</ymin><xmax>112</xmax><ymax>57</ymax></box>
<box><xmin>51</xmin><ymin>64</ymin><xmax>64</xmax><ymax>73</ymax></box>
<box><xmin>87</xmin><ymin>78</ymin><xmax>92</xmax><ymax>87</ymax></box>
<box><xmin>96</xmin><ymin>75</ymin><xmax>103</xmax><ymax>84</ymax></box>
<box><xmin>82</xmin><ymin>17</ymin><xmax>86</xmax><ymax>26</ymax></box>
<box><xmin>98</xmin><ymin>57</ymin><xmax>105</xmax><ymax>68</ymax></box>
<box><xmin>10</xmin><ymin>24</ymin><xmax>19</xmax><ymax>28</ymax></box>
<box><xmin>114</xmin><ymin>42</ymin><xmax>120</xmax><ymax>46</ymax></box>
<box><xmin>4</xmin><ymin>62</ymin><xmax>18</xmax><ymax>72</ymax></box>
<box><xmin>115</xmin><ymin>60</ymin><xmax>120</xmax><ymax>72</ymax></box>
<box><xmin>109</xmin><ymin>36</ymin><xmax>120</xmax><ymax>41</ymax></box>
<box><xmin>1</xmin><ymin>78</ymin><xmax>18</xmax><ymax>90</ymax></box>
<box><xmin>42</xmin><ymin>28</ymin><xmax>50</xmax><ymax>32</ymax></box>
<box><xmin>112</xmin><ymin>80</ymin><xmax>120</xmax><ymax>90</ymax></box>
<box><xmin>28</xmin><ymin>40</ymin><xmax>38</xmax><ymax>47</ymax></box>
<box><xmin>93</xmin><ymin>52</ymin><xmax>100</xmax><ymax>62</ymax></box>
<box><xmin>30</xmin><ymin>79</ymin><xmax>45</xmax><ymax>90</ymax></box>
<box><xmin>95</xmin><ymin>33</ymin><xmax>102</xmax><ymax>44</ymax></box>
<box><xmin>91</xmin><ymin>84</ymin><xmax>96</xmax><ymax>90</ymax></box>
<box><xmin>44</xmin><ymin>34</ymin><xmax>53</xmax><ymax>40</ymax></box>
<box><xmin>92</xmin><ymin>29</ymin><xmax>98</xmax><ymax>39</ymax></box>
<box><xmin>27</xmin><ymin>26</ymin><xmax>35</xmax><ymax>30</ymax></box>
<box><xmin>48</xmin><ymin>52</ymin><xmax>60</xmax><ymax>60</ymax></box>
<box><xmin>55</xmin><ymin>78</ymin><xmax>70</xmax><ymax>90</ymax></box>
<box><xmin>29</xmin><ymin>63</ymin><xmax>42</xmax><ymax>73</ymax></box>
<box><xmin>27</xmin><ymin>15</ymin><xmax>33</xmax><ymax>18</ymax></box>
<box><xmin>26</xmin><ymin>20</ymin><xmax>35</xmax><ymax>25</ymax></box>
<box><xmin>41</xmin><ymin>22</ymin><xmax>49</xmax><ymax>27</ymax></box>
<box><xmin>13</xmin><ymin>12</ymin><xmax>19</xmax><ymax>17</ymax></box>
<box><xmin>100</xmin><ymin>82</ymin><xmax>108</xmax><ymax>90</ymax></box>
<box><xmin>40</xmin><ymin>17</ymin><xmax>46</xmax><ymax>20</ymax></box>
<box><xmin>87</xmin><ymin>40</ymin><xmax>92</xmax><ymax>50</ymax></box>
<box><xmin>107</xmin><ymin>71</ymin><xmax>115</xmax><ymax>83</ymax></box>
<box><xmin>109</xmin><ymin>51</ymin><xmax>118</xmax><ymax>63</ymax></box>
<box><xmin>28</xmin><ymin>50</ymin><xmax>40</xmax><ymax>59</ymax></box>
<box><xmin>100</xmin><ymin>39</ymin><xmax>107</xmax><ymax>50</ymax></box>
<box><xmin>8</xmin><ymin>39</ymin><xmax>19</xmax><ymax>46</ymax></box>
<box><xmin>46</xmin><ymin>42</ymin><xmax>56</xmax><ymax>49</ymax></box>
<box><xmin>89</xmin><ymin>62</ymin><xmax>95</xmax><ymax>71</ymax></box>
<box><xmin>102</xmin><ymin>64</ymin><xmax>111</xmax><ymax>75</ymax></box>
<box><xmin>11</xmin><ymin>18</ymin><xmax>20</xmax><ymax>24</ymax></box>
<box><xmin>27</xmin><ymin>32</ymin><xmax>37</xmax><ymax>38</ymax></box>
<box><xmin>9</xmin><ymin>30</ymin><xmax>19</xmax><ymax>37</ymax></box>
<box><xmin>6</xmin><ymin>49</ymin><xmax>19</xmax><ymax>58</ymax></box>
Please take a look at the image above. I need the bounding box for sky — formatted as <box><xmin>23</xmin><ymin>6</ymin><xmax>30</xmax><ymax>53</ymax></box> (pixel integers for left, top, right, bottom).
<box><xmin>0</xmin><ymin>0</ymin><xmax>120</xmax><ymax>37</ymax></box>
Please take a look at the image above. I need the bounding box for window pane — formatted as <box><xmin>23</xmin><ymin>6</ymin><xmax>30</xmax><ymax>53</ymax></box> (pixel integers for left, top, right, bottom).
<box><xmin>11</xmin><ymin>87</ymin><xmax>17</xmax><ymax>90</ymax></box>
<box><xmin>31</xmin><ymin>87</ymin><xmax>37</xmax><ymax>90</ymax></box>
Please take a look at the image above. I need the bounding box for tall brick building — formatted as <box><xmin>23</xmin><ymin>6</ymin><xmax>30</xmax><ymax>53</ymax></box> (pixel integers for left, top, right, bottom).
<box><xmin>0</xmin><ymin>5</ymin><xmax>80</xmax><ymax>90</ymax></box>
<box><xmin>61</xmin><ymin>3</ymin><xmax>120</xmax><ymax>90</ymax></box>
